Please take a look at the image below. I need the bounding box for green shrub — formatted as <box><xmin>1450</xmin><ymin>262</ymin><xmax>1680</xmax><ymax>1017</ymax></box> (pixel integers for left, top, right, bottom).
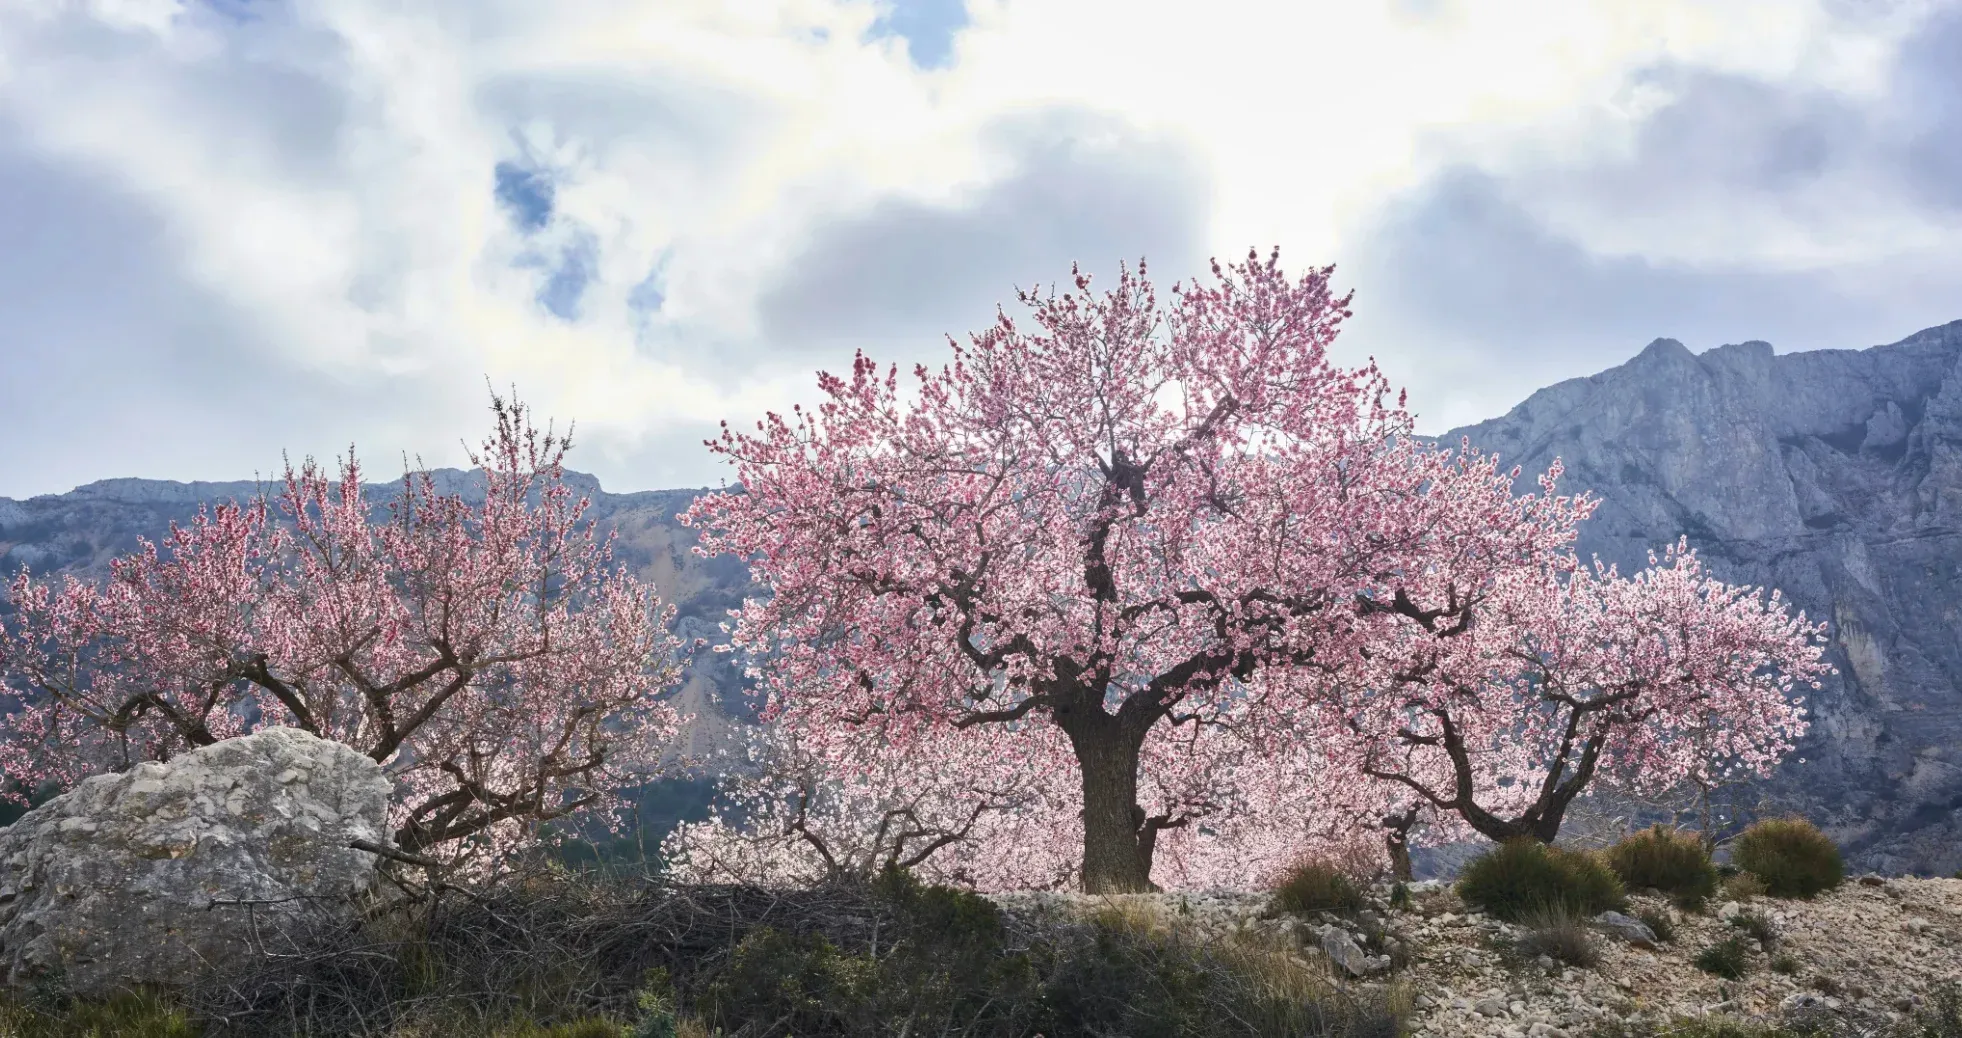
<box><xmin>1272</xmin><ymin>859</ymin><xmax>1367</xmax><ymax>916</ymax></box>
<box><xmin>1914</xmin><ymin>982</ymin><xmax>1962</xmax><ymax>1038</ymax></box>
<box><xmin>1693</xmin><ymin>935</ymin><xmax>1754</xmax><ymax>980</ymax></box>
<box><xmin>1515</xmin><ymin>903</ymin><xmax>1600</xmax><ymax>967</ymax></box>
<box><xmin>1606</xmin><ymin>826</ymin><xmax>1718</xmax><ymax>907</ymax></box>
<box><xmin>1457</xmin><ymin>839</ymin><xmax>1626</xmax><ymax>922</ymax></box>
<box><xmin>1635</xmin><ymin>907</ymin><xmax>1676</xmax><ymax>943</ymax></box>
<box><xmin>496</xmin><ymin>1019</ymin><xmax>628</xmax><ymax>1038</ymax></box>
<box><xmin>1040</xmin><ymin>911</ymin><xmax>1400</xmax><ymax>1038</ymax></box>
<box><xmin>1731</xmin><ymin>817</ymin><xmax>1843</xmax><ymax>898</ymax></box>
<box><xmin>1769</xmin><ymin>953</ymin><xmax>1800</xmax><ymax>975</ymax></box>
<box><xmin>871</xmin><ymin>865</ymin><xmax>1006</xmax><ymax>942</ymax></box>
<box><xmin>0</xmin><ymin>989</ymin><xmax>201</xmax><ymax>1038</ymax></box>
<box><xmin>1728</xmin><ymin>909</ymin><xmax>1778</xmax><ymax>948</ymax></box>
<box><xmin>698</xmin><ymin>928</ymin><xmax>879</xmax><ymax>1035</ymax></box>
<box><xmin>1721</xmin><ymin>871</ymin><xmax>1768</xmax><ymax>902</ymax></box>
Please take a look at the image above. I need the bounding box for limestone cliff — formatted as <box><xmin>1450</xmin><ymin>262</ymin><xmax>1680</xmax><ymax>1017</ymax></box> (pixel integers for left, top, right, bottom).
<box><xmin>1441</xmin><ymin>319</ymin><xmax>1962</xmax><ymax>873</ymax></box>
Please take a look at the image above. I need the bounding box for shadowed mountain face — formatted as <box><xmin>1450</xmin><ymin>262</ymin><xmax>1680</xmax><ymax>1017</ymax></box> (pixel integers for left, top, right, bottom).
<box><xmin>1440</xmin><ymin>318</ymin><xmax>1962</xmax><ymax>875</ymax></box>
<box><xmin>4</xmin><ymin>318</ymin><xmax>1960</xmax><ymax>873</ymax></box>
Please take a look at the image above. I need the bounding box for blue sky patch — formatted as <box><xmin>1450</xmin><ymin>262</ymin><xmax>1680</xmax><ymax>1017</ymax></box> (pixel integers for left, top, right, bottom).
<box><xmin>628</xmin><ymin>255</ymin><xmax>668</xmax><ymax>316</ymax></box>
<box><xmin>494</xmin><ymin>161</ymin><xmax>554</xmax><ymax>232</ymax></box>
<box><xmin>869</xmin><ymin>0</ymin><xmax>968</xmax><ymax>70</ymax></box>
<box><xmin>537</xmin><ymin>234</ymin><xmax>597</xmax><ymax>321</ymax></box>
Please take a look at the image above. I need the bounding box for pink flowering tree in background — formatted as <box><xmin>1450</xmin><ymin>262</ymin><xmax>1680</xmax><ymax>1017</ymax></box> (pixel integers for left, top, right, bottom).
<box><xmin>662</xmin><ymin>709</ymin><xmax>1082</xmax><ymax>891</ymax></box>
<box><xmin>0</xmin><ymin>396</ymin><xmax>686</xmax><ymax>872</ymax></box>
<box><xmin>1339</xmin><ymin>539</ymin><xmax>1831</xmax><ymax>846</ymax></box>
<box><xmin>685</xmin><ymin>249</ymin><xmax>1591</xmax><ymax>893</ymax></box>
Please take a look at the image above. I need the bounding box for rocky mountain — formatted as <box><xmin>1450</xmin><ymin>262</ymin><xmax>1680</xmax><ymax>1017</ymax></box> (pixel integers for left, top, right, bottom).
<box><xmin>3</xmin><ymin>318</ymin><xmax>1959</xmax><ymax>873</ymax></box>
<box><xmin>1440</xmin><ymin>318</ymin><xmax>1962</xmax><ymax>875</ymax></box>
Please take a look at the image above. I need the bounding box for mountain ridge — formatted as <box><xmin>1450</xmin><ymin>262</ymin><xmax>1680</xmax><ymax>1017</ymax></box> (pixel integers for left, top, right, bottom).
<box><xmin>5</xmin><ymin>318</ymin><xmax>1961</xmax><ymax>872</ymax></box>
<box><xmin>1439</xmin><ymin>317</ymin><xmax>1962</xmax><ymax>873</ymax></box>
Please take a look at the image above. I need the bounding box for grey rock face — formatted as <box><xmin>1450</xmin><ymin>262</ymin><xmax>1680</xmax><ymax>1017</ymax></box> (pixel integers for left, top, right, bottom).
<box><xmin>1442</xmin><ymin>318</ymin><xmax>1962</xmax><ymax>876</ymax></box>
<box><xmin>0</xmin><ymin>728</ymin><xmax>393</xmax><ymax>994</ymax></box>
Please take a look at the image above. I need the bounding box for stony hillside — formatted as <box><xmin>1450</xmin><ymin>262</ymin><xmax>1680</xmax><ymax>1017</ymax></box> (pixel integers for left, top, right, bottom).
<box><xmin>988</xmin><ymin>875</ymin><xmax>1962</xmax><ymax>1038</ymax></box>
<box><xmin>1441</xmin><ymin>319</ymin><xmax>1962</xmax><ymax>876</ymax></box>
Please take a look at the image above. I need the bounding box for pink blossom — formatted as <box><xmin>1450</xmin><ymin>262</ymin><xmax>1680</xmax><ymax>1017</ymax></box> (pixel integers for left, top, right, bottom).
<box><xmin>0</xmin><ymin>396</ymin><xmax>687</xmax><ymax>873</ymax></box>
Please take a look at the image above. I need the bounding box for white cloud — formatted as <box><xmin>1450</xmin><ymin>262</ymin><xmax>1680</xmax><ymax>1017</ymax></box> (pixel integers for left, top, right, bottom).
<box><xmin>0</xmin><ymin>0</ymin><xmax>1956</xmax><ymax>495</ymax></box>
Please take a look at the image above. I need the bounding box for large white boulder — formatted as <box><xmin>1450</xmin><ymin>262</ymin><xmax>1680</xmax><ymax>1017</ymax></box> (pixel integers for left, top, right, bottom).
<box><xmin>0</xmin><ymin>727</ymin><xmax>394</xmax><ymax>995</ymax></box>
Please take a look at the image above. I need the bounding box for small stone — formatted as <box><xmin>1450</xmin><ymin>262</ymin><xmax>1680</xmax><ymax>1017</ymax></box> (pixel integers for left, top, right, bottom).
<box><xmin>1475</xmin><ymin>998</ymin><xmax>1510</xmax><ymax>1017</ymax></box>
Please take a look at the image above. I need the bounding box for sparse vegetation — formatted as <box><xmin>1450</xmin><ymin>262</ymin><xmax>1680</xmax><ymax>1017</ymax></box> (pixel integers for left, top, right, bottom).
<box><xmin>1584</xmin><ymin>1018</ymin><xmax>1821</xmax><ymax>1038</ymax></box>
<box><xmin>1457</xmin><ymin>839</ymin><xmax>1626</xmax><ymax>921</ymax></box>
<box><xmin>0</xmin><ymin>868</ymin><xmax>1403</xmax><ymax>1038</ymax></box>
<box><xmin>1731</xmin><ymin>818</ymin><xmax>1844</xmax><ymax>899</ymax></box>
<box><xmin>1911</xmin><ymin>982</ymin><xmax>1962</xmax><ymax>1038</ymax></box>
<box><xmin>1769</xmin><ymin>952</ymin><xmax>1800</xmax><ymax>975</ymax></box>
<box><xmin>1606</xmin><ymin>826</ymin><xmax>1718</xmax><ymax>908</ymax></box>
<box><xmin>1728</xmin><ymin>909</ymin><xmax>1778</xmax><ymax>948</ymax></box>
<box><xmin>1515</xmin><ymin>903</ymin><xmax>1601</xmax><ymax>967</ymax></box>
<box><xmin>1721</xmin><ymin>871</ymin><xmax>1769</xmax><ymax>902</ymax></box>
<box><xmin>1636</xmin><ymin>906</ymin><xmax>1677</xmax><ymax>943</ymax></box>
<box><xmin>0</xmin><ymin>989</ymin><xmax>201</xmax><ymax>1038</ymax></box>
<box><xmin>1693</xmin><ymin>934</ymin><xmax>1755</xmax><ymax>979</ymax></box>
<box><xmin>1273</xmin><ymin>859</ymin><xmax>1368</xmax><ymax>916</ymax></box>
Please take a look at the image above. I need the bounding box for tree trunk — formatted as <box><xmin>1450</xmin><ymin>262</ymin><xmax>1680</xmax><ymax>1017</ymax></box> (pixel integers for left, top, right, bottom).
<box><xmin>1383</xmin><ymin>807</ymin><xmax>1418</xmax><ymax>883</ymax></box>
<box><xmin>1456</xmin><ymin>799</ymin><xmax>1570</xmax><ymax>845</ymax></box>
<box><xmin>1069</xmin><ymin>725</ymin><xmax>1157</xmax><ymax>894</ymax></box>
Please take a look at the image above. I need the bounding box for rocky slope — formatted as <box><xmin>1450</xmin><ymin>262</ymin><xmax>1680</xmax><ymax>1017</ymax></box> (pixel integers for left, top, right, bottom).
<box><xmin>4</xmin><ymin>318</ymin><xmax>1960</xmax><ymax>872</ymax></box>
<box><xmin>1440</xmin><ymin>319</ymin><xmax>1962</xmax><ymax>875</ymax></box>
<box><xmin>987</xmin><ymin>877</ymin><xmax>1962</xmax><ymax>1038</ymax></box>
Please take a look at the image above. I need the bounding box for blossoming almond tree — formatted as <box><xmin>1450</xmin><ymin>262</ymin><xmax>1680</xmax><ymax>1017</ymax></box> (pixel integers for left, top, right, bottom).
<box><xmin>0</xmin><ymin>397</ymin><xmax>686</xmax><ymax>871</ymax></box>
<box><xmin>685</xmin><ymin>249</ymin><xmax>1591</xmax><ymax>892</ymax></box>
<box><xmin>1340</xmin><ymin>540</ymin><xmax>1831</xmax><ymax>845</ymax></box>
<box><xmin>665</xmin><ymin>696</ymin><xmax>1402</xmax><ymax>892</ymax></box>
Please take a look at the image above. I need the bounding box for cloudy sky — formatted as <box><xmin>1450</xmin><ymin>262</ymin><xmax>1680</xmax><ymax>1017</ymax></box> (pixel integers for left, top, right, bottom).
<box><xmin>2</xmin><ymin>0</ymin><xmax>1959</xmax><ymax>498</ymax></box>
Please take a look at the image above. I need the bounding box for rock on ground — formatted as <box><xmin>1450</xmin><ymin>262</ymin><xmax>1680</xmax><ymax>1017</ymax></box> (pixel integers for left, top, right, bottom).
<box><xmin>987</xmin><ymin>875</ymin><xmax>1962</xmax><ymax>1037</ymax></box>
<box><xmin>0</xmin><ymin>727</ymin><xmax>394</xmax><ymax>995</ymax></box>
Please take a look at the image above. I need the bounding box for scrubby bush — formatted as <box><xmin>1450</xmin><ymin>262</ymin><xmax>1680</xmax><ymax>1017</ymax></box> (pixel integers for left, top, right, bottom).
<box><xmin>1732</xmin><ymin>818</ymin><xmax>1844</xmax><ymax>898</ymax></box>
<box><xmin>44</xmin><ymin>864</ymin><xmax>1399</xmax><ymax>1038</ymax></box>
<box><xmin>1693</xmin><ymin>935</ymin><xmax>1754</xmax><ymax>979</ymax></box>
<box><xmin>1721</xmin><ymin>871</ymin><xmax>1768</xmax><ymax>902</ymax></box>
<box><xmin>1606</xmin><ymin>826</ymin><xmax>1717</xmax><ymax>907</ymax></box>
<box><xmin>1515</xmin><ymin>904</ymin><xmax>1600</xmax><ymax>967</ymax></box>
<box><xmin>1728</xmin><ymin>909</ymin><xmax>1778</xmax><ymax>949</ymax></box>
<box><xmin>1635</xmin><ymin>907</ymin><xmax>1676</xmax><ymax>943</ymax></box>
<box><xmin>1914</xmin><ymin>982</ymin><xmax>1962</xmax><ymax>1038</ymax></box>
<box><xmin>1457</xmin><ymin>839</ymin><xmax>1625</xmax><ymax>921</ymax></box>
<box><xmin>0</xmin><ymin>989</ymin><xmax>200</xmax><ymax>1038</ymax></box>
<box><xmin>1769</xmin><ymin>953</ymin><xmax>1800</xmax><ymax>976</ymax></box>
<box><xmin>1273</xmin><ymin>859</ymin><xmax>1367</xmax><ymax>916</ymax></box>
